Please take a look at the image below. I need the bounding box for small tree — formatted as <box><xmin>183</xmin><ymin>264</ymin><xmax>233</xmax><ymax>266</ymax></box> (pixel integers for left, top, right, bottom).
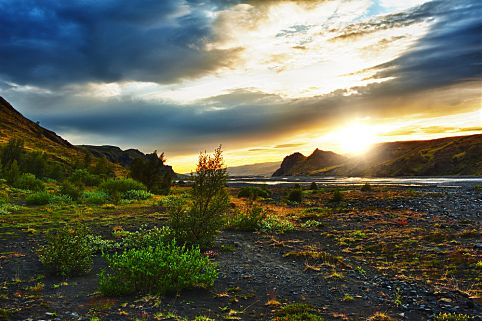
<box><xmin>168</xmin><ymin>146</ymin><xmax>229</xmax><ymax>248</ymax></box>
<box><xmin>130</xmin><ymin>152</ymin><xmax>172</xmax><ymax>194</ymax></box>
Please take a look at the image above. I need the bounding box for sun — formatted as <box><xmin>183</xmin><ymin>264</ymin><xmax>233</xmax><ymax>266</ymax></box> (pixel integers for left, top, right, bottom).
<box><xmin>333</xmin><ymin>122</ymin><xmax>377</xmax><ymax>155</ymax></box>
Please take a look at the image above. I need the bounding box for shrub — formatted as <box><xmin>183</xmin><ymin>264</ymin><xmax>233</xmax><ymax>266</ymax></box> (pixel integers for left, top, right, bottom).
<box><xmin>100</xmin><ymin>178</ymin><xmax>146</xmax><ymax>198</ymax></box>
<box><xmin>123</xmin><ymin>189</ymin><xmax>153</xmax><ymax>200</ymax></box>
<box><xmin>14</xmin><ymin>173</ymin><xmax>45</xmax><ymax>191</ymax></box>
<box><xmin>360</xmin><ymin>183</ymin><xmax>372</xmax><ymax>192</ymax></box>
<box><xmin>69</xmin><ymin>169</ymin><xmax>100</xmax><ymax>187</ymax></box>
<box><xmin>287</xmin><ymin>188</ymin><xmax>303</xmax><ymax>203</ymax></box>
<box><xmin>0</xmin><ymin>203</ymin><xmax>22</xmax><ymax>215</ymax></box>
<box><xmin>237</xmin><ymin>186</ymin><xmax>271</xmax><ymax>200</ymax></box>
<box><xmin>432</xmin><ymin>313</ymin><xmax>474</xmax><ymax>321</ymax></box>
<box><xmin>226</xmin><ymin>206</ymin><xmax>267</xmax><ymax>231</ymax></box>
<box><xmin>116</xmin><ymin>226</ymin><xmax>173</xmax><ymax>250</ymax></box>
<box><xmin>60</xmin><ymin>181</ymin><xmax>84</xmax><ymax>201</ymax></box>
<box><xmin>331</xmin><ymin>189</ymin><xmax>343</xmax><ymax>202</ymax></box>
<box><xmin>81</xmin><ymin>191</ymin><xmax>109</xmax><ymax>204</ymax></box>
<box><xmin>310</xmin><ymin>182</ymin><xmax>318</xmax><ymax>190</ymax></box>
<box><xmin>98</xmin><ymin>240</ymin><xmax>217</xmax><ymax>296</ymax></box>
<box><xmin>271</xmin><ymin>303</ymin><xmax>324</xmax><ymax>321</ymax></box>
<box><xmin>49</xmin><ymin>194</ymin><xmax>73</xmax><ymax>204</ymax></box>
<box><xmin>260</xmin><ymin>215</ymin><xmax>294</xmax><ymax>234</ymax></box>
<box><xmin>26</xmin><ymin>191</ymin><xmax>51</xmax><ymax>205</ymax></box>
<box><xmin>168</xmin><ymin>146</ymin><xmax>229</xmax><ymax>248</ymax></box>
<box><xmin>37</xmin><ymin>224</ymin><xmax>93</xmax><ymax>277</ymax></box>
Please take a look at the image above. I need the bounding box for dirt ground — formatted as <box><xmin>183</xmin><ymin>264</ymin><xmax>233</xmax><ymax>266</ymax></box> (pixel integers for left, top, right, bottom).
<box><xmin>0</xmin><ymin>184</ymin><xmax>481</xmax><ymax>321</ymax></box>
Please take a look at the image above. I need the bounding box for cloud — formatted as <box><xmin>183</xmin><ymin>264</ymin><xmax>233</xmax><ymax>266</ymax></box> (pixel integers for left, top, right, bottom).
<box><xmin>369</xmin><ymin>0</ymin><xmax>482</xmax><ymax>93</ymax></box>
<box><xmin>0</xmin><ymin>0</ymin><xmax>240</xmax><ymax>87</ymax></box>
<box><xmin>274</xmin><ymin>143</ymin><xmax>304</xmax><ymax>148</ymax></box>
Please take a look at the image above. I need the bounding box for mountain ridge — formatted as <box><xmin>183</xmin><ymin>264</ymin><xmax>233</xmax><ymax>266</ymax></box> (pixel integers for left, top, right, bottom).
<box><xmin>272</xmin><ymin>134</ymin><xmax>482</xmax><ymax>177</ymax></box>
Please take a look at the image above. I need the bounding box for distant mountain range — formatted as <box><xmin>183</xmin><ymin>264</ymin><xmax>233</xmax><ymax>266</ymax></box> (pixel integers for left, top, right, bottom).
<box><xmin>227</xmin><ymin>161</ymin><xmax>281</xmax><ymax>177</ymax></box>
<box><xmin>273</xmin><ymin>134</ymin><xmax>482</xmax><ymax>177</ymax></box>
<box><xmin>273</xmin><ymin>149</ymin><xmax>347</xmax><ymax>176</ymax></box>
<box><xmin>2</xmin><ymin>97</ymin><xmax>480</xmax><ymax>177</ymax></box>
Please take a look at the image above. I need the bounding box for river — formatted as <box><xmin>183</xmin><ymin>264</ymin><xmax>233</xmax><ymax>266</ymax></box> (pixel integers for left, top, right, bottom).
<box><xmin>227</xmin><ymin>176</ymin><xmax>482</xmax><ymax>188</ymax></box>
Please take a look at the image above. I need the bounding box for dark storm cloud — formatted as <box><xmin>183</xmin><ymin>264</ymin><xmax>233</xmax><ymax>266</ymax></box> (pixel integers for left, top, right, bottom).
<box><xmin>0</xmin><ymin>0</ymin><xmax>239</xmax><ymax>87</ymax></box>
<box><xmin>1</xmin><ymin>88</ymin><xmax>344</xmax><ymax>154</ymax></box>
<box><xmin>369</xmin><ymin>0</ymin><xmax>482</xmax><ymax>94</ymax></box>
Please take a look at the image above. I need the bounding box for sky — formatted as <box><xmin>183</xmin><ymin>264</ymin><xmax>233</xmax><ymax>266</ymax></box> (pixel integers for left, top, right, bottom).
<box><xmin>0</xmin><ymin>0</ymin><xmax>481</xmax><ymax>172</ymax></box>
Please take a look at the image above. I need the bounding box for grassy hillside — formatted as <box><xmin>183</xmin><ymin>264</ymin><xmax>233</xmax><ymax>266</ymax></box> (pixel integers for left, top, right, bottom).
<box><xmin>0</xmin><ymin>97</ymin><xmax>85</xmax><ymax>164</ymax></box>
<box><xmin>0</xmin><ymin>97</ymin><xmax>126</xmax><ymax>175</ymax></box>
<box><xmin>273</xmin><ymin>134</ymin><xmax>482</xmax><ymax>177</ymax></box>
<box><xmin>342</xmin><ymin>134</ymin><xmax>482</xmax><ymax>176</ymax></box>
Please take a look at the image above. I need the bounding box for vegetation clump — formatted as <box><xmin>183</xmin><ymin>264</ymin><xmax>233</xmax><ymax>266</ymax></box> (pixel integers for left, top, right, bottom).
<box><xmin>100</xmin><ymin>177</ymin><xmax>146</xmax><ymax>200</ymax></box>
<box><xmin>432</xmin><ymin>313</ymin><xmax>474</xmax><ymax>321</ymax></box>
<box><xmin>237</xmin><ymin>186</ymin><xmax>271</xmax><ymax>200</ymax></box>
<box><xmin>226</xmin><ymin>206</ymin><xmax>267</xmax><ymax>231</ymax></box>
<box><xmin>81</xmin><ymin>191</ymin><xmax>109</xmax><ymax>204</ymax></box>
<box><xmin>38</xmin><ymin>224</ymin><xmax>94</xmax><ymax>277</ymax></box>
<box><xmin>122</xmin><ymin>189</ymin><xmax>153</xmax><ymax>200</ymax></box>
<box><xmin>25</xmin><ymin>191</ymin><xmax>51</xmax><ymax>205</ymax></box>
<box><xmin>287</xmin><ymin>188</ymin><xmax>303</xmax><ymax>203</ymax></box>
<box><xmin>331</xmin><ymin>189</ymin><xmax>343</xmax><ymax>203</ymax></box>
<box><xmin>271</xmin><ymin>303</ymin><xmax>324</xmax><ymax>321</ymax></box>
<box><xmin>130</xmin><ymin>151</ymin><xmax>173</xmax><ymax>194</ymax></box>
<box><xmin>361</xmin><ymin>183</ymin><xmax>372</xmax><ymax>192</ymax></box>
<box><xmin>167</xmin><ymin>146</ymin><xmax>229</xmax><ymax>248</ymax></box>
<box><xmin>14</xmin><ymin>173</ymin><xmax>45</xmax><ymax>191</ymax></box>
<box><xmin>99</xmin><ymin>240</ymin><xmax>217</xmax><ymax>296</ymax></box>
<box><xmin>60</xmin><ymin>181</ymin><xmax>84</xmax><ymax>201</ymax></box>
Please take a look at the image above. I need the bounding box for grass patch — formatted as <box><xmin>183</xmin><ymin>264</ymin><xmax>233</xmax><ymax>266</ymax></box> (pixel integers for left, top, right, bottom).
<box><xmin>271</xmin><ymin>303</ymin><xmax>324</xmax><ymax>321</ymax></box>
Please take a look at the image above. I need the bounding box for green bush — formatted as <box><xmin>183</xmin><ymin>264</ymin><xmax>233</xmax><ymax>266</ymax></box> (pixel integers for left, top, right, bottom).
<box><xmin>37</xmin><ymin>225</ymin><xmax>93</xmax><ymax>276</ymax></box>
<box><xmin>432</xmin><ymin>313</ymin><xmax>474</xmax><ymax>321</ymax></box>
<box><xmin>310</xmin><ymin>182</ymin><xmax>318</xmax><ymax>190</ymax></box>
<box><xmin>237</xmin><ymin>186</ymin><xmax>271</xmax><ymax>200</ymax></box>
<box><xmin>226</xmin><ymin>206</ymin><xmax>267</xmax><ymax>231</ymax></box>
<box><xmin>360</xmin><ymin>183</ymin><xmax>372</xmax><ymax>192</ymax></box>
<box><xmin>116</xmin><ymin>226</ymin><xmax>173</xmax><ymax>250</ymax></box>
<box><xmin>14</xmin><ymin>173</ymin><xmax>45</xmax><ymax>191</ymax></box>
<box><xmin>49</xmin><ymin>194</ymin><xmax>73</xmax><ymax>204</ymax></box>
<box><xmin>331</xmin><ymin>189</ymin><xmax>343</xmax><ymax>202</ymax></box>
<box><xmin>123</xmin><ymin>189</ymin><xmax>153</xmax><ymax>200</ymax></box>
<box><xmin>81</xmin><ymin>191</ymin><xmax>109</xmax><ymax>204</ymax></box>
<box><xmin>287</xmin><ymin>188</ymin><xmax>303</xmax><ymax>203</ymax></box>
<box><xmin>69</xmin><ymin>169</ymin><xmax>101</xmax><ymax>187</ymax></box>
<box><xmin>26</xmin><ymin>191</ymin><xmax>51</xmax><ymax>205</ymax></box>
<box><xmin>60</xmin><ymin>181</ymin><xmax>84</xmax><ymax>201</ymax></box>
<box><xmin>100</xmin><ymin>178</ymin><xmax>146</xmax><ymax>195</ymax></box>
<box><xmin>260</xmin><ymin>215</ymin><xmax>294</xmax><ymax>234</ymax></box>
<box><xmin>99</xmin><ymin>240</ymin><xmax>217</xmax><ymax>296</ymax></box>
<box><xmin>168</xmin><ymin>147</ymin><xmax>229</xmax><ymax>248</ymax></box>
